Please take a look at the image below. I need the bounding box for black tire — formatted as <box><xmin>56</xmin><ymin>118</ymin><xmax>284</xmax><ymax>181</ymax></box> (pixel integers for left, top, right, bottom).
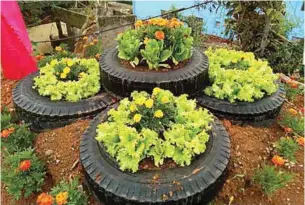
<box><xmin>12</xmin><ymin>72</ymin><xmax>115</xmax><ymax>132</ymax></box>
<box><xmin>196</xmin><ymin>83</ymin><xmax>286</xmax><ymax>126</ymax></box>
<box><xmin>100</xmin><ymin>48</ymin><xmax>209</xmax><ymax>98</ymax></box>
<box><xmin>80</xmin><ymin>109</ymin><xmax>230</xmax><ymax>205</ymax></box>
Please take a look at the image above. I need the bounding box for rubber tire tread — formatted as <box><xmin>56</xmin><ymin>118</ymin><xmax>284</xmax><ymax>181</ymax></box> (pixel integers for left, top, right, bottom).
<box><xmin>100</xmin><ymin>48</ymin><xmax>209</xmax><ymax>98</ymax></box>
<box><xmin>80</xmin><ymin>109</ymin><xmax>230</xmax><ymax>205</ymax></box>
<box><xmin>12</xmin><ymin>72</ymin><xmax>115</xmax><ymax>132</ymax></box>
<box><xmin>196</xmin><ymin>83</ymin><xmax>286</xmax><ymax>126</ymax></box>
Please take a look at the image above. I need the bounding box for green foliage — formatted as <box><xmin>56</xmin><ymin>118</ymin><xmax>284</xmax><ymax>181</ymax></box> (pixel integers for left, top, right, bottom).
<box><xmin>117</xmin><ymin>17</ymin><xmax>193</xmax><ymax>70</ymax></box>
<box><xmin>33</xmin><ymin>58</ymin><xmax>100</xmax><ymax>102</ymax></box>
<box><xmin>50</xmin><ymin>178</ymin><xmax>87</xmax><ymax>205</ymax></box>
<box><xmin>181</xmin><ymin>15</ymin><xmax>205</xmax><ymax>45</ymax></box>
<box><xmin>2</xmin><ymin>149</ymin><xmax>46</xmax><ymax>200</ymax></box>
<box><xmin>275</xmin><ymin>137</ymin><xmax>299</xmax><ymax>161</ymax></box>
<box><xmin>267</xmin><ymin>40</ymin><xmax>304</xmax><ymax>75</ymax></box>
<box><xmin>96</xmin><ymin>88</ymin><xmax>213</xmax><ymax>172</ymax></box>
<box><xmin>284</xmin><ymin>82</ymin><xmax>304</xmax><ymax>101</ymax></box>
<box><xmin>204</xmin><ymin>48</ymin><xmax>278</xmax><ymax>102</ymax></box>
<box><xmin>1</xmin><ymin>107</ymin><xmax>12</xmax><ymax>129</ymax></box>
<box><xmin>84</xmin><ymin>37</ymin><xmax>103</xmax><ymax>59</ymax></box>
<box><xmin>253</xmin><ymin>165</ymin><xmax>293</xmax><ymax>195</ymax></box>
<box><xmin>1</xmin><ymin>124</ymin><xmax>36</xmax><ymax>154</ymax></box>
<box><xmin>140</xmin><ymin>39</ymin><xmax>172</xmax><ymax>69</ymax></box>
<box><xmin>278</xmin><ymin>110</ymin><xmax>304</xmax><ymax>136</ymax></box>
<box><xmin>116</xmin><ymin>29</ymin><xmax>142</xmax><ymax>66</ymax></box>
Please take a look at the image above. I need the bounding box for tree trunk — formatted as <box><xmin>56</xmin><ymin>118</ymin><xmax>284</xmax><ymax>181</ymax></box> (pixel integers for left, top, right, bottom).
<box><xmin>259</xmin><ymin>14</ymin><xmax>271</xmax><ymax>57</ymax></box>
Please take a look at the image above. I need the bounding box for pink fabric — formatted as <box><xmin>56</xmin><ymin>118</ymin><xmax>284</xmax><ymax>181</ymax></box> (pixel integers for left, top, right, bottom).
<box><xmin>1</xmin><ymin>0</ymin><xmax>38</xmax><ymax>80</ymax></box>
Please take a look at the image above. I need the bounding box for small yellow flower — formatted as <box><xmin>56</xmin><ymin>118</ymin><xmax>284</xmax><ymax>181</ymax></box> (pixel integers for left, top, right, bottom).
<box><xmin>63</xmin><ymin>67</ymin><xmax>71</xmax><ymax>74</ymax></box>
<box><xmin>144</xmin><ymin>37</ymin><xmax>150</xmax><ymax>44</ymax></box>
<box><xmin>135</xmin><ymin>97</ymin><xmax>146</xmax><ymax>106</ymax></box>
<box><xmin>288</xmin><ymin>108</ymin><xmax>298</xmax><ymax>115</ymax></box>
<box><xmin>78</xmin><ymin>72</ymin><xmax>86</xmax><ymax>78</ymax></box>
<box><xmin>60</xmin><ymin>73</ymin><xmax>67</xmax><ymax>79</ymax></box>
<box><xmin>56</xmin><ymin>191</ymin><xmax>68</xmax><ymax>205</ymax></box>
<box><xmin>83</xmin><ymin>45</ymin><xmax>88</xmax><ymax>48</ymax></box>
<box><xmin>154</xmin><ymin>110</ymin><xmax>164</xmax><ymax>118</ymax></box>
<box><xmin>145</xmin><ymin>99</ymin><xmax>154</xmax><ymax>108</ymax></box>
<box><xmin>67</xmin><ymin>59</ymin><xmax>74</xmax><ymax>67</ymax></box>
<box><xmin>50</xmin><ymin>59</ymin><xmax>58</xmax><ymax>66</ymax></box>
<box><xmin>161</xmin><ymin>96</ymin><xmax>169</xmax><ymax>104</ymax></box>
<box><xmin>153</xmin><ymin>87</ymin><xmax>161</xmax><ymax>96</ymax></box>
<box><xmin>135</xmin><ymin>20</ymin><xmax>143</xmax><ymax>28</ymax></box>
<box><xmin>95</xmin><ymin>53</ymin><xmax>101</xmax><ymax>59</ymax></box>
<box><xmin>55</xmin><ymin>46</ymin><xmax>62</xmax><ymax>52</ymax></box>
<box><xmin>93</xmin><ymin>39</ymin><xmax>99</xmax><ymax>44</ymax></box>
<box><xmin>89</xmin><ymin>42</ymin><xmax>94</xmax><ymax>46</ymax></box>
<box><xmin>130</xmin><ymin>104</ymin><xmax>137</xmax><ymax>112</ymax></box>
<box><xmin>133</xmin><ymin>114</ymin><xmax>142</xmax><ymax>123</ymax></box>
<box><xmin>83</xmin><ymin>36</ymin><xmax>88</xmax><ymax>40</ymax></box>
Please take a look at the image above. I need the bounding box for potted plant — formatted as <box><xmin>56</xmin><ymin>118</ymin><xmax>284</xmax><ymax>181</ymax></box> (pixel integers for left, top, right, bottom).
<box><xmin>80</xmin><ymin>88</ymin><xmax>230</xmax><ymax>205</ymax></box>
<box><xmin>196</xmin><ymin>48</ymin><xmax>286</xmax><ymax>125</ymax></box>
<box><xmin>100</xmin><ymin>17</ymin><xmax>209</xmax><ymax>98</ymax></box>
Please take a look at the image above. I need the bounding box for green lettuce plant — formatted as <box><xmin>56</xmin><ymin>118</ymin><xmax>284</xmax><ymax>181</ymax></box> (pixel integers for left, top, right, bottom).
<box><xmin>204</xmin><ymin>48</ymin><xmax>278</xmax><ymax>102</ymax></box>
<box><xmin>33</xmin><ymin>58</ymin><xmax>100</xmax><ymax>102</ymax></box>
<box><xmin>96</xmin><ymin>88</ymin><xmax>213</xmax><ymax>172</ymax></box>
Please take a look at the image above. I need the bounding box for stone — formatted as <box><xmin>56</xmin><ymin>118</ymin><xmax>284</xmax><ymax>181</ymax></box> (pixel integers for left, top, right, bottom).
<box><xmin>45</xmin><ymin>149</ymin><xmax>54</xmax><ymax>156</ymax></box>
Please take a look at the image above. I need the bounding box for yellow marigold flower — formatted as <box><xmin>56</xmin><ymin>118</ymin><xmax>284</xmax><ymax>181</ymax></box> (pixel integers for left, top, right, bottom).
<box><xmin>93</xmin><ymin>39</ymin><xmax>99</xmax><ymax>44</ymax></box>
<box><xmin>288</xmin><ymin>108</ymin><xmax>298</xmax><ymax>115</ymax></box>
<box><xmin>135</xmin><ymin>97</ymin><xmax>146</xmax><ymax>106</ymax></box>
<box><xmin>133</xmin><ymin>114</ymin><xmax>142</xmax><ymax>123</ymax></box>
<box><xmin>56</xmin><ymin>191</ymin><xmax>68</xmax><ymax>205</ymax></box>
<box><xmin>135</xmin><ymin>20</ymin><xmax>143</xmax><ymax>28</ymax></box>
<box><xmin>154</xmin><ymin>110</ymin><xmax>164</xmax><ymax>118</ymax></box>
<box><xmin>60</xmin><ymin>73</ymin><xmax>67</xmax><ymax>79</ymax></box>
<box><xmin>83</xmin><ymin>36</ymin><xmax>88</xmax><ymax>40</ymax></box>
<box><xmin>55</xmin><ymin>46</ymin><xmax>62</xmax><ymax>52</ymax></box>
<box><xmin>63</xmin><ymin>67</ymin><xmax>71</xmax><ymax>74</ymax></box>
<box><xmin>78</xmin><ymin>72</ymin><xmax>86</xmax><ymax>78</ymax></box>
<box><xmin>89</xmin><ymin>42</ymin><xmax>94</xmax><ymax>46</ymax></box>
<box><xmin>130</xmin><ymin>104</ymin><xmax>137</xmax><ymax>112</ymax></box>
<box><xmin>50</xmin><ymin>59</ymin><xmax>58</xmax><ymax>66</ymax></box>
<box><xmin>161</xmin><ymin>96</ymin><xmax>169</xmax><ymax>104</ymax></box>
<box><xmin>145</xmin><ymin>99</ymin><xmax>154</xmax><ymax>108</ymax></box>
<box><xmin>67</xmin><ymin>59</ymin><xmax>74</xmax><ymax>67</ymax></box>
<box><xmin>83</xmin><ymin>45</ymin><xmax>88</xmax><ymax>48</ymax></box>
<box><xmin>153</xmin><ymin>87</ymin><xmax>161</xmax><ymax>96</ymax></box>
<box><xmin>144</xmin><ymin>37</ymin><xmax>150</xmax><ymax>44</ymax></box>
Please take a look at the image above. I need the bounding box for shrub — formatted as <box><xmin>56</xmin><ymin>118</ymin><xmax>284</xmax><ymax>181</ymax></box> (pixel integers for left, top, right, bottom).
<box><xmin>50</xmin><ymin>178</ymin><xmax>87</xmax><ymax>205</ymax></box>
<box><xmin>253</xmin><ymin>165</ymin><xmax>293</xmax><ymax>195</ymax></box>
<box><xmin>267</xmin><ymin>41</ymin><xmax>304</xmax><ymax>76</ymax></box>
<box><xmin>83</xmin><ymin>37</ymin><xmax>103</xmax><ymax>59</ymax></box>
<box><xmin>284</xmin><ymin>82</ymin><xmax>304</xmax><ymax>101</ymax></box>
<box><xmin>117</xmin><ymin>17</ymin><xmax>193</xmax><ymax>70</ymax></box>
<box><xmin>96</xmin><ymin>88</ymin><xmax>213</xmax><ymax>172</ymax></box>
<box><xmin>275</xmin><ymin>137</ymin><xmax>299</xmax><ymax>162</ymax></box>
<box><xmin>1</xmin><ymin>107</ymin><xmax>12</xmax><ymax>129</ymax></box>
<box><xmin>1</xmin><ymin>124</ymin><xmax>36</xmax><ymax>154</ymax></box>
<box><xmin>278</xmin><ymin>109</ymin><xmax>304</xmax><ymax>136</ymax></box>
<box><xmin>204</xmin><ymin>48</ymin><xmax>278</xmax><ymax>102</ymax></box>
<box><xmin>33</xmin><ymin>58</ymin><xmax>100</xmax><ymax>102</ymax></box>
<box><xmin>2</xmin><ymin>149</ymin><xmax>46</xmax><ymax>200</ymax></box>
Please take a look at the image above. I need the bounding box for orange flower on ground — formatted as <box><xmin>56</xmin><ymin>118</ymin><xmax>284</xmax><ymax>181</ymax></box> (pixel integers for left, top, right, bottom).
<box><xmin>288</xmin><ymin>108</ymin><xmax>298</xmax><ymax>115</ymax></box>
<box><xmin>284</xmin><ymin>127</ymin><xmax>293</xmax><ymax>133</ymax></box>
<box><xmin>155</xmin><ymin>31</ymin><xmax>165</xmax><ymax>40</ymax></box>
<box><xmin>19</xmin><ymin>160</ymin><xmax>31</xmax><ymax>171</ymax></box>
<box><xmin>271</xmin><ymin>155</ymin><xmax>285</xmax><ymax>166</ymax></box>
<box><xmin>1</xmin><ymin>129</ymin><xmax>10</xmax><ymax>138</ymax></box>
<box><xmin>290</xmin><ymin>83</ymin><xmax>298</xmax><ymax>88</ymax></box>
<box><xmin>56</xmin><ymin>191</ymin><xmax>69</xmax><ymax>205</ymax></box>
<box><xmin>296</xmin><ymin>137</ymin><xmax>304</xmax><ymax>146</ymax></box>
<box><xmin>37</xmin><ymin>193</ymin><xmax>54</xmax><ymax>205</ymax></box>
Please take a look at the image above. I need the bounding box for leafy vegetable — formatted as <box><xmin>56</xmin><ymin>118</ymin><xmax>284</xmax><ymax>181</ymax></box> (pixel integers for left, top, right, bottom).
<box><xmin>204</xmin><ymin>48</ymin><xmax>278</xmax><ymax>102</ymax></box>
<box><xmin>33</xmin><ymin>58</ymin><xmax>100</xmax><ymax>102</ymax></box>
<box><xmin>96</xmin><ymin>88</ymin><xmax>213</xmax><ymax>172</ymax></box>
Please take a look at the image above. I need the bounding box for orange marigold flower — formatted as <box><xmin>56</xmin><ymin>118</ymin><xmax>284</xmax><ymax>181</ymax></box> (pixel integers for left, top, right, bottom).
<box><xmin>155</xmin><ymin>31</ymin><xmax>165</xmax><ymax>40</ymax></box>
<box><xmin>1</xmin><ymin>129</ymin><xmax>10</xmax><ymax>138</ymax></box>
<box><xmin>284</xmin><ymin>127</ymin><xmax>293</xmax><ymax>133</ymax></box>
<box><xmin>135</xmin><ymin>20</ymin><xmax>143</xmax><ymax>28</ymax></box>
<box><xmin>271</xmin><ymin>155</ymin><xmax>285</xmax><ymax>166</ymax></box>
<box><xmin>288</xmin><ymin>108</ymin><xmax>298</xmax><ymax>115</ymax></box>
<box><xmin>95</xmin><ymin>53</ymin><xmax>101</xmax><ymax>59</ymax></box>
<box><xmin>8</xmin><ymin>127</ymin><xmax>15</xmax><ymax>132</ymax></box>
<box><xmin>37</xmin><ymin>193</ymin><xmax>54</xmax><ymax>205</ymax></box>
<box><xmin>19</xmin><ymin>160</ymin><xmax>31</xmax><ymax>171</ymax></box>
<box><xmin>296</xmin><ymin>137</ymin><xmax>304</xmax><ymax>146</ymax></box>
<box><xmin>56</xmin><ymin>191</ymin><xmax>69</xmax><ymax>205</ymax></box>
<box><xmin>291</xmin><ymin>83</ymin><xmax>298</xmax><ymax>88</ymax></box>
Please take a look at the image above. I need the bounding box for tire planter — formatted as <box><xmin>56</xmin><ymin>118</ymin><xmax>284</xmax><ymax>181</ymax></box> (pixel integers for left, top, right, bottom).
<box><xmin>196</xmin><ymin>83</ymin><xmax>286</xmax><ymax>126</ymax></box>
<box><xmin>13</xmin><ymin>72</ymin><xmax>115</xmax><ymax>132</ymax></box>
<box><xmin>80</xmin><ymin>109</ymin><xmax>230</xmax><ymax>205</ymax></box>
<box><xmin>100</xmin><ymin>48</ymin><xmax>209</xmax><ymax>98</ymax></box>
